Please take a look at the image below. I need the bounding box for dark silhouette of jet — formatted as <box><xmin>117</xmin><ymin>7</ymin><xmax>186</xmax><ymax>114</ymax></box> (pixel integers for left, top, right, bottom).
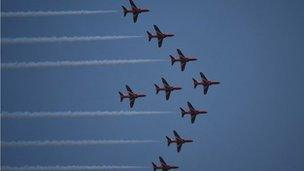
<box><xmin>147</xmin><ymin>25</ymin><xmax>174</xmax><ymax>47</ymax></box>
<box><xmin>119</xmin><ymin>85</ymin><xmax>146</xmax><ymax>108</ymax></box>
<box><xmin>152</xmin><ymin>156</ymin><xmax>179</xmax><ymax>171</ymax></box>
<box><xmin>193</xmin><ymin>72</ymin><xmax>220</xmax><ymax>95</ymax></box>
<box><xmin>122</xmin><ymin>0</ymin><xmax>149</xmax><ymax>23</ymax></box>
<box><xmin>170</xmin><ymin>49</ymin><xmax>197</xmax><ymax>71</ymax></box>
<box><xmin>180</xmin><ymin>102</ymin><xmax>207</xmax><ymax>124</ymax></box>
<box><xmin>154</xmin><ymin>78</ymin><xmax>182</xmax><ymax>100</ymax></box>
<box><xmin>166</xmin><ymin>130</ymin><xmax>193</xmax><ymax>153</ymax></box>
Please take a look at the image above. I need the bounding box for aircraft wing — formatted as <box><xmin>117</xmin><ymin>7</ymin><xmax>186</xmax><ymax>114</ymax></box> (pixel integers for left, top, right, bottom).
<box><xmin>158</xmin><ymin>38</ymin><xmax>164</xmax><ymax>48</ymax></box>
<box><xmin>129</xmin><ymin>0</ymin><xmax>138</xmax><ymax>9</ymax></box>
<box><xmin>154</xmin><ymin>25</ymin><xmax>163</xmax><ymax>34</ymax></box>
<box><xmin>187</xmin><ymin>102</ymin><xmax>195</xmax><ymax>110</ymax></box>
<box><xmin>126</xmin><ymin>85</ymin><xmax>134</xmax><ymax>93</ymax></box>
<box><xmin>133</xmin><ymin>13</ymin><xmax>139</xmax><ymax>23</ymax></box>
<box><xmin>173</xmin><ymin>130</ymin><xmax>181</xmax><ymax>139</ymax></box>
<box><xmin>161</xmin><ymin>78</ymin><xmax>170</xmax><ymax>87</ymax></box>
<box><xmin>165</xmin><ymin>90</ymin><xmax>171</xmax><ymax>100</ymax></box>
<box><xmin>177</xmin><ymin>144</ymin><xmax>182</xmax><ymax>153</ymax></box>
<box><xmin>204</xmin><ymin>85</ymin><xmax>209</xmax><ymax>95</ymax></box>
<box><xmin>129</xmin><ymin>98</ymin><xmax>135</xmax><ymax>108</ymax></box>
<box><xmin>200</xmin><ymin>72</ymin><xmax>208</xmax><ymax>81</ymax></box>
<box><xmin>159</xmin><ymin>157</ymin><xmax>167</xmax><ymax>166</ymax></box>
<box><xmin>177</xmin><ymin>49</ymin><xmax>185</xmax><ymax>57</ymax></box>
<box><xmin>180</xmin><ymin>61</ymin><xmax>186</xmax><ymax>71</ymax></box>
<box><xmin>191</xmin><ymin>114</ymin><xmax>196</xmax><ymax>124</ymax></box>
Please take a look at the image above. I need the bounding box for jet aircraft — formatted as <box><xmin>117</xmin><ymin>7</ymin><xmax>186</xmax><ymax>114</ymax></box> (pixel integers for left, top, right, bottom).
<box><xmin>180</xmin><ymin>102</ymin><xmax>207</xmax><ymax>124</ymax></box>
<box><xmin>154</xmin><ymin>78</ymin><xmax>182</xmax><ymax>100</ymax></box>
<box><xmin>119</xmin><ymin>85</ymin><xmax>146</xmax><ymax>108</ymax></box>
<box><xmin>170</xmin><ymin>49</ymin><xmax>197</xmax><ymax>71</ymax></box>
<box><xmin>122</xmin><ymin>0</ymin><xmax>149</xmax><ymax>23</ymax></box>
<box><xmin>152</xmin><ymin>156</ymin><xmax>179</xmax><ymax>171</ymax></box>
<box><xmin>147</xmin><ymin>25</ymin><xmax>174</xmax><ymax>47</ymax></box>
<box><xmin>193</xmin><ymin>72</ymin><xmax>220</xmax><ymax>95</ymax></box>
<box><xmin>166</xmin><ymin>130</ymin><xmax>193</xmax><ymax>153</ymax></box>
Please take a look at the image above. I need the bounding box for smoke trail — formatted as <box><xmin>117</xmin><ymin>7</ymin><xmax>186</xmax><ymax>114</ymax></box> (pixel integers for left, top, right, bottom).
<box><xmin>2</xmin><ymin>140</ymin><xmax>159</xmax><ymax>147</ymax></box>
<box><xmin>1</xmin><ymin>35</ymin><xmax>143</xmax><ymax>44</ymax></box>
<box><xmin>1</xmin><ymin>59</ymin><xmax>165</xmax><ymax>70</ymax></box>
<box><xmin>2</xmin><ymin>10</ymin><xmax>118</xmax><ymax>17</ymax></box>
<box><xmin>1</xmin><ymin>111</ymin><xmax>173</xmax><ymax>119</ymax></box>
<box><xmin>2</xmin><ymin>165</ymin><xmax>148</xmax><ymax>171</ymax></box>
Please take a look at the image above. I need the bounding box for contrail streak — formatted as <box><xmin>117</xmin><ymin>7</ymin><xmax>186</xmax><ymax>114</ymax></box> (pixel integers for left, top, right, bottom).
<box><xmin>2</xmin><ymin>165</ymin><xmax>148</xmax><ymax>171</ymax></box>
<box><xmin>1</xmin><ymin>111</ymin><xmax>173</xmax><ymax>119</ymax></box>
<box><xmin>1</xmin><ymin>35</ymin><xmax>143</xmax><ymax>44</ymax></box>
<box><xmin>2</xmin><ymin>140</ymin><xmax>159</xmax><ymax>147</ymax></box>
<box><xmin>1</xmin><ymin>10</ymin><xmax>118</xmax><ymax>17</ymax></box>
<box><xmin>1</xmin><ymin>59</ymin><xmax>165</xmax><ymax>70</ymax></box>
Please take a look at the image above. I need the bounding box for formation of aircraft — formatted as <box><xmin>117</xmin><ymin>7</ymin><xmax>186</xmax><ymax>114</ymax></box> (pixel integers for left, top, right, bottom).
<box><xmin>122</xmin><ymin>0</ymin><xmax>149</xmax><ymax>23</ymax></box>
<box><xmin>193</xmin><ymin>72</ymin><xmax>220</xmax><ymax>95</ymax></box>
<box><xmin>166</xmin><ymin>130</ymin><xmax>193</xmax><ymax>152</ymax></box>
<box><xmin>180</xmin><ymin>102</ymin><xmax>208</xmax><ymax>124</ymax></box>
<box><xmin>121</xmin><ymin>2</ymin><xmax>221</xmax><ymax>170</ymax></box>
<box><xmin>119</xmin><ymin>85</ymin><xmax>146</xmax><ymax>108</ymax></box>
<box><xmin>170</xmin><ymin>49</ymin><xmax>197</xmax><ymax>71</ymax></box>
<box><xmin>154</xmin><ymin>78</ymin><xmax>182</xmax><ymax>100</ymax></box>
<box><xmin>152</xmin><ymin>157</ymin><xmax>179</xmax><ymax>171</ymax></box>
<box><xmin>147</xmin><ymin>25</ymin><xmax>175</xmax><ymax>47</ymax></box>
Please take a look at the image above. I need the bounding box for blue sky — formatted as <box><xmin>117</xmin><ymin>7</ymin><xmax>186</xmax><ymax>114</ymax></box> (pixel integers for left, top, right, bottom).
<box><xmin>1</xmin><ymin>0</ymin><xmax>304</xmax><ymax>170</ymax></box>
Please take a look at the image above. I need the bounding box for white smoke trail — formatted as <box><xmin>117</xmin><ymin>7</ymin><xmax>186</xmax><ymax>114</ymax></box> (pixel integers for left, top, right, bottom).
<box><xmin>1</xmin><ymin>10</ymin><xmax>118</xmax><ymax>17</ymax></box>
<box><xmin>2</xmin><ymin>165</ymin><xmax>148</xmax><ymax>171</ymax></box>
<box><xmin>1</xmin><ymin>111</ymin><xmax>173</xmax><ymax>119</ymax></box>
<box><xmin>1</xmin><ymin>35</ymin><xmax>143</xmax><ymax>44</ymax></box>
<box><xmin>1</xmin><ymin>59</ymin><xmax>165</xmax><ymax>70</ymax></box>
<box><xmin>2</xmin><ymin>140</ymin><xmax>159</xmax><ymax>147</ymax></box>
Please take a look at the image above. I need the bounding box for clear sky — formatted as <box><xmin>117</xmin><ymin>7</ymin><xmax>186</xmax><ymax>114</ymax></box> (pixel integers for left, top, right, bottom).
<box><xmin>1</xmin><ymin>0</ymin><xmax>304</xmax><ymax>170</ymax></box>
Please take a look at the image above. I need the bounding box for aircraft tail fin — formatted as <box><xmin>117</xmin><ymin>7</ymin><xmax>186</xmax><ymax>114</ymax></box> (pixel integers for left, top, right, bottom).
<box><xmin>170</xmin><ymin>55</ymin><xmax>176</xmax><ymax>65</ymax></box>
<box><xmin>154</xmin><ymin>84</ymin><xmax>160</xmax><ymax>94</ymax></box>
<box><xmin>193</xmin><ymin>78</ymin><xmax>198</xmax><ymax>88</ymax></box>
<box><xmin>119</xmin><ymin>92</ymin><xmax>124</xmax><ymax>102</ymax></box>
<box><xmin>166</xmin><ymin>136</ymin><xmax>172</xmax><ymax>146</ymax></box>
<box><xmin>122</xmin><ymin>6</ymin><xmax>128</xmax><ymax>17</ymax></box>
<box><xmin>147</xmin><ymin>31</ymin><xmax>153</xmax><ymax>41</ymax></box>
<box><xmin>180</xmin><ymin>107</ymin><xmax>186</xmax><ymax>117</ymax></box>
<box><xmin>152</xmin><ymin>162</ymin><xmax>157</xmax><ymax>171</ymax></box>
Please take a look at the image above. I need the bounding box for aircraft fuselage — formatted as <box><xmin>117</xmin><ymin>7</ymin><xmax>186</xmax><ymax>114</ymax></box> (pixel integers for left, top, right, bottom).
<box><xmin>160</xmin><ymin>86</ymin><xmax>182</xmax><ymax>92</ymax></box>
<box><xmin>201</xmin><ymin>80</ymin><xmax>220</xmax><ymax>86</ymax></box>
<box><xmin>152</xmin><ymin>33</ymin><xmax>175</xmax><ymax>39</ymax></box>
<box><xmin>174</xmin><ymin>138</ymin><xmax>193</xmax><ymax>145</ymax></box>
<box><xmin>185</xmin><ymin>109</ymin><xmax>208</xmax><ymax>116</ymax></box>
<box><xmin>126</xmin><ymin>8</ymin><xmax>149</xmax><ymax>14</ymax></box>
<box><xmin>123</xmin><ymin>93</ymin><xmax>146</xmax><ymax>99</ymax></box>
<box><xmin>160</xmin><ymin>165</ymin><xmax>179</xmax><ymax>171</ymax></box>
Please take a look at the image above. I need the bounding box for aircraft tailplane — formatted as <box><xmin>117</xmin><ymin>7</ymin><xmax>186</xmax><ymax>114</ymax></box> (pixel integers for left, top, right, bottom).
<box><xmin>193</xmin><ymin>78</ymin><xmax>198</xmax><ymax>88</ymax></box>
<box><xmin>119</xmin><ymin>92</ymin><xmax>124</xmax><ymax>102</ymax></box>
<box><xmin>166</xmin><ymin>136</ymin><xmax>172</xmax><ymax>146</ymax></box>
<box><xmin>180</xmin><ymin>107</ymin><xmax>186</xmax><ymax>117</ymax></box>
<box><xmin>154</xmin><ymin>84</ymin><xmax>160</xmax><ymax>94</ymax></box>
<box><xmin>170</xmin><ymin>55</ymin><xmax>176</xmax><ymax>65</ymax></box>
<box><xmin>147</xmin><ymin>31</ymin><xmax>153</xmax><ymax>41</ymax></box>
<box><xmin>122</xmin><ymin>6</ymin><xmax>128</xmax><ymax>17</ymax></box>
